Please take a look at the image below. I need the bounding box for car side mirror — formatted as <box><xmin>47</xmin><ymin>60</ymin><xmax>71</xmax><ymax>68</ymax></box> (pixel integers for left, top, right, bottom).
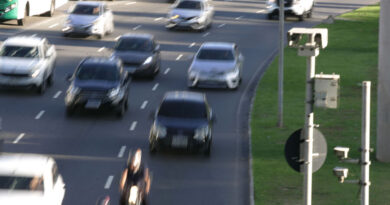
<box><xmin>239</xmin><ymin>54</ymin><xmax>244</xmax><ymax>61</ymax></box>
<box><xmin>154</xmin><ymin>44</ymin><xmax>160</xmax><ymax>52</ymax></box>
<box><xmin>46</xmin><ymin>46</ymin><xmax>55</xmax><ymax>58</ymax></box>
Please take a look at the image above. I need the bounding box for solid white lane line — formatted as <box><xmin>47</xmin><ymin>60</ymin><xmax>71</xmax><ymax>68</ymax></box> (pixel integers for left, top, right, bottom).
<box><xmin>202</xmin><ymin>32</ymin><xmax>210</xmax><ymax>37</ymax></box>
<box><xmin>133</xmin><ymin>25</ymin><xmax>142</xmax><ymax>30</ymax></box>
<box><xmin>104</xmin><ymin>175</ymin><xmax>114</xmax><ymax>189</ymax></box>
<box><xmin>49</xmin><ymin>23</ymin><xmax>59</xmax><ymax>28</ymax></box>
<box><xmin>126</xmin><ymin>2</ymin><xmax>136</xmax><ymax>5</ymax></box>
<box><xmin>189</xmin><ymin>42</ymin><xmax>196</xmax><ymax>48</ymax></box>
<box><xmin>130</xmin><ymin>121</ymin><xmax>138</xmax><ymax>131</ymax></box>
<box><xmin>164</xmin><ymin>68</ymin><xmax>171</xmax><ymax>75</ymax></box>
<box><xmin>256</xmin><ymin>9</ymin><xmax>265</xmax><ymax>13</ymax></box>
<box><xmin>117</xmin><ymin>146</ymin><xmax>127</xmax><ymax>158</ymax></box>
<box><xmin>176</xmin><ymin>54</ymin><xmax>183</xmax><ymax>61</ymax></box>
<box><xmin>115</xmin><ymin>36</ymin><xmax>121</xmax><ymax>41</ymax></box>
<box><xmin>98</xmin><ymin>47</ymin><xmax>105</xmax><ymax>52</ymax></box>
<box><xmin>152</xmin><ymin>83</ymin><xmax>159</xmax><ymax>91</ymax></box>
<box><xmin>35</xmin><ymin>110</ymin><xmax>45</xmax><ymax>120</ymax></box>
<box><xmin>218</xmin><ymin>23</ymin><xmax>226</xmax><ymax>28</ymax></box>
<box><xmin>154</xmin><ymin>17</ymin><xmax>163</xmax><ymax>21</ymax></box>
<box><xmin>53</xmin><ymin>91</ymin><xmax>62</xmax><ymax>99</ymax></box>
<box><xmin>13</xmin><ymin>133</ymin><xmax>25</xmax><ymax>144</ymax></box>
<box><xmin>140</xmin><ymin>101</ymin><xmax>148</xmax><ymax>110</ymax></box>
<box><xmin>235</xmin><ymin>16</ymin><xmax>243</xmax><ymax>20</ymax></box>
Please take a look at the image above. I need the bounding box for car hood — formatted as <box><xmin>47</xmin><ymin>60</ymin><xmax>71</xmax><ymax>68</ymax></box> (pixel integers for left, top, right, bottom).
<box><xmin>0</xmin><ymin>191</ymin><xmax>46</xmax><ymax>205</ymax></box>
<box><xmin>68</xmin><ymin>14</ymin><xmax>99</xmax><ymax>26</ymax></box>
<box><xmin>112</xmin><ymin>51</ymin><xmax>151</xmax><ymax>64</ymax></box>
<box><xmin>157</xmin><ymin>117</ymin><xmax>207</xmax><ymax>130</ymax></box>
<box><xmin>74</xmin><ymin>79</ymin><xmax>119</xmax><ymax>90</ymax></box>
<box><xmin>190</xmin><ymin>60</ymin><xmax>236</xmax><ymax>73</ymax></box>
<box><xmin>169</xmin><ymin>9</ymin><xmax>202</xmax><ymax>19</ymax></box>
<box><xmin>0</xmin><ymin>57</ymin><xmax>41</xmax><ymax>74</ymax></box>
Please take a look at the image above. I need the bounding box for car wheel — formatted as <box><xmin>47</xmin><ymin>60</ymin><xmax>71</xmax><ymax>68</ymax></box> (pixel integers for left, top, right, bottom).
<box><xmin>47</xmin><ymin>73</ymin><xmax>54</xmax><ymax>87</ymax></box>
<box><xmin>97</xmin><ymin>32</ymin><xmax>104</xmax><ymax>39</ymax></box>
<box><xmin>267</xmin><ymin>13</ymin><xmax>274</xmax><ymax>20</ymax></box>
<box><xmin>45</xmin><ymin>0</ymin><xmax>55</xmax><ymax>17</ymax></box>
<box><xmin>17</xmin><ymin>5</ymin><xmax>28</xmax><ymax>26</ymax></box>
<box><xmin>298</xmin><ymin>15</ymin><xmax>304</xmax><ymax>21</ymax></box>
<box><xmin>37</xmin><ymin>79</ymin><xmax>46</xmax><ymax>95</ymax></box>
<box><xmin>204</xmin><ymin>140</ymin><xmax>211</xmax><ymax>156</ymax></box>
<box><xmin>149</xmin><ymin>141</ymin><xmax>157</xmax><ymax>154</ymax></box>
<box><xmin>116</xmin><ymin>101</ymin><xmax>126</xmax><ymax>118</ymax></box>
<box><xmin>66</xmin><ymin>106</ymin><xmax>75</xmax><ymax>117</ymax></box>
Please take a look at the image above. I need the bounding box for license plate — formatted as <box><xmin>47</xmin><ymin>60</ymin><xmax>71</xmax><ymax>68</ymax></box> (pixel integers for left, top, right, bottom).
<box><xmin>85</xmin><ymin>100</ymin><xmax>101</xmax><ymax>109</ymax></box>
<box><xmin>172</xmin><ymin>136</ymin><xmax>188</xmax><ymax>148</ymax></box>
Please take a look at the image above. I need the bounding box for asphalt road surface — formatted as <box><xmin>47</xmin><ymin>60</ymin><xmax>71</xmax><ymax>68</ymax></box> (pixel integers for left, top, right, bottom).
<box><xmin>0</xmin><ymin>0</ymin><xmax>378</xmax><ymax>204</ymax></box>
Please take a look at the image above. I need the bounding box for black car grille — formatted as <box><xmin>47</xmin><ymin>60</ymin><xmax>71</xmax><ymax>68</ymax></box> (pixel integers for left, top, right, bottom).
<box><xmin>167</xmin><ymin>128</ymin><xmax>194</xmax><ymax>137</ymax></box>
<box><xmin>277</xmin><ymin>0</ymin><xmax>293</xmax><ymax>7</ymax></box>
<box><xmin>79</xmin><ymin>89</ymin><xmax>108</xmax><ymax>99</ymax></box>
<box><xmin>1</xmin><ymin>73</ymin><xmax>30</xmax><ymax>77</ymax></box>
<box><xmin>123</xmin><ymin>62</ymin><xmax>141</xmax><ymax>67</ymax></box>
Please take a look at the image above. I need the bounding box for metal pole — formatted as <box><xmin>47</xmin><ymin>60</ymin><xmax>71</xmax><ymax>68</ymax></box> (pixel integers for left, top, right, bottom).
<box><xmin>278</xmin><ymin>0</ymin><xmax>285</xmax><ymax>127</ymax></box>
<box><xmin>303</xmin><ymin>42</ymin><xmax>315</xmax><ymax>205</ymax></box>
<box><xmin>361</xmin><ymin>81</ymin><xmax>371</xmax><ymax>205</ymax></box>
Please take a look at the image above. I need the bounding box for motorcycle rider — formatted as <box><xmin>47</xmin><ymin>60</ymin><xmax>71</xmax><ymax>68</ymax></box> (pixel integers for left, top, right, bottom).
<box><xmin>119</xmin><ymin>148</ymin><xmax>151</xmax><ymax>205</ymax></box>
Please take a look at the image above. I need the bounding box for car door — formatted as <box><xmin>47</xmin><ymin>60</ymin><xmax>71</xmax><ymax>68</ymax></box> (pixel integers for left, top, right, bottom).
<box><xmin>103</xmin><ymin>4</ymin><xmax>113</xmax><ymax>32</ymax></box>
<box><xmin>51</xmin><ymin>162</ymin><xmax>65</xmax><ymax>205</ymax></box>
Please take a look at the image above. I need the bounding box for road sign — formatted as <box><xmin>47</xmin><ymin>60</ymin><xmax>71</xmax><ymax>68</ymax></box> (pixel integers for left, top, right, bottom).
<box><xmin>285</xmin><ymin>128</ymin><xmax>327</xmax><ymax>173</ymax></box>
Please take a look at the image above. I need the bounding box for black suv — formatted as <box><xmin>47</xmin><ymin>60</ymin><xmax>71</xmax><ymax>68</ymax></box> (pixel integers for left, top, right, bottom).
<box><xmin>111</xmin><ymin>33</ymin><xmax>160</xmax><ymax>78</ymax></box>
<box><xmin>149</xmin><ymin>91</ymin><xmax>214</xmax><ymax>155</ymax></box>
<box><xmin>65</xmin><ymin>57</ymin><xmax>130</xmax><ymax>117</ymax></box>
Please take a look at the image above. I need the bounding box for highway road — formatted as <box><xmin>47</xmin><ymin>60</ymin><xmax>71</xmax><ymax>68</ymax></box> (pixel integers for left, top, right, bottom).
<box><xmin>0</xmin><ymin>0</ymin><xmax>378</xmax><ymax>204</ymax></box>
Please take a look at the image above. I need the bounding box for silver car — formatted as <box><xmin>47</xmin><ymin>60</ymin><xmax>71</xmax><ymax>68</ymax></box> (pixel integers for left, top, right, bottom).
<box><xmin>188</xmin><ymin>42</ymin><xmax>244</xmax><ymax>90</ymax></box>
<box><xmin>166</xmin><ymin>0</ymin><xmax>214</xmax><ymax>31</ymax></box>
<box><xmin>63</xmin><ymin>1</ymin><xmax>114</xmax><ymax>39</ymax></box>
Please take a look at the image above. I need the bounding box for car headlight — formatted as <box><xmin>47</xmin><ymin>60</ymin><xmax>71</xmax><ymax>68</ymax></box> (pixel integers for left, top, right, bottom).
<box><xmin>108</xmin><ymin>86</ymin><xmax>120</xmax><ymax>99</ymax></box>
<box><xmin>142</xmin><ymin>56</ymin><xmax>153</xmax><ymax>65</ymax></box>
<box><xmin>4</xmin><ymin>3</ymin><xmax>16</xmax><ymax>12</ymax></box>
<box><xmin>194</xmin><ymin>125</ymin><xmax>209</xmax><ymax>141</ymax></box>
<box><xmin>188</xmin><ymin>70</ymin><xmax>198</xmax><ymax>79</ymax></box>
<box><xmin>30</xmin><ymin>68</ymin><xmax>41</xmax><ymax>78</ymax></box>
<box><xmin>170</xmin><ymin>14</ymin><xmax>180</xmax><ymax>20</ymax></box>
<box><xmin>152</xmin><ymin>122</ymin><xmax>167</xmax><ymax>138</ymax></box>
<box><xmin>67</xmin><ymin>85</ymin><xmax>80</xmax><ymax>95</ymax></box>
<box><xmin>128</xmin><ymin>186</ymin><xmax>139</xmax><ymax>205</ymax></box>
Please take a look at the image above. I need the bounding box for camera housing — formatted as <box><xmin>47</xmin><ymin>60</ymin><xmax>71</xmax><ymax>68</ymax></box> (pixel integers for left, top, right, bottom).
<box><xmin>334</xmin><ymin>146</ymin><xmax>350</xmax><ymax>160</ymax></box>
<box><xmin>333</xmin><ymin>167</ymin><xmax>349</xmax><ymax>183</ymax></box>
<box><xmin>287</xmin><ymin>28</ymin><xmax>328</xmax><ymax>49</ymax></box>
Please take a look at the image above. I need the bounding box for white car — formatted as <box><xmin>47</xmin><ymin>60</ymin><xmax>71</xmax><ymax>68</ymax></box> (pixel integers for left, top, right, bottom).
<box><xmin>63</xmin><ymin>1</ymin><xmax>114</xmax><ymax>39</ymax></box>
<box><xmin>266</xmin><ymin>0</ymin><xmax>314</xmax><ymax>21</ymax></box>
<box><xmin>0</xmin><ymin>36</ymin><xmax>57</xmax><ymax>94</ymax></box>
<box><xmin>0</xmin><ymin>154</ymin><xmax>66</xmax><ymax>205</ymax></box>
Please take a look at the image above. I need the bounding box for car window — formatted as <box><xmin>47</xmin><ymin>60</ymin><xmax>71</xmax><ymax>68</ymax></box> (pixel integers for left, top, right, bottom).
<box><xmin>76</xmin><ymin>63</ymin><xmax>120</xmax><ymax>82</ymax></box>
<box><xmin>0</xmin><ymin>176</ymin><xmax>44</xmax><ymax>191</ymax></box>
<box><xmin>0</xmin><ymin>46</ymin><xmax>39</xmax><ymax>58</ymax></box>
<box><xmin>71</xmin><ymin>5</ymin><xmax>100</xmax><ymax>15</ymax></box>
<box><xmin>52</xmin><ymin>163</ymin><xmax>59</xmax><ymax>186</ymax></box>
<box><xmin>176</xmin><ymin>1</ymin><xmax>201</xmax><ymax>10</ymax></box>
<box><xmin>197</xmin><ymin>48</ymin><xmax>234</xmax><ymax>60</ymax></box>
<box><xmin>158</xmin><ymin>100</ymin><xmax>208</xmax><ymax>119</ymax></box>
<box><xmin>115</xmin><ymin>38</ymin><xmax>153</xmax><ymax>52</ymax></box>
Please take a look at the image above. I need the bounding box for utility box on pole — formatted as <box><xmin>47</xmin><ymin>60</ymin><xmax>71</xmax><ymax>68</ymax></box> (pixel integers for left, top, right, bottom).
<box><xmin>314</xmin><ymin>74</ymin><xmax>340</xmax><ymax>109</ymax></box>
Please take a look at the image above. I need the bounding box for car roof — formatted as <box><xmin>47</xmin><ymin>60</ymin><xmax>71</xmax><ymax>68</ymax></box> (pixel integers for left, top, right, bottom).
<box><xmin>163</xmin><ymin>91</ymin><xmax>205</xmax><ymax>103</ymax></box>
<box><xmin>0</xmin><ymin>154</ymin><xmax>54</xmax><ymax>177</ymax></box>
<box><xmin>120</xmin><ymin>33</ymin><xmax>154</xmax><ymax>41</ymax></box>
<box><xmin>76</xmin><ymin>1</ymin><xmax>104</xmax><ymax>6</ymax></box>
<box><xmin>200</xmin><ymin>42</ymin><xmax>235</xmax><ymax>50</ymax></box>
<box><xmin>3</xmin><ymin>36</ymin><xmax>44</xmax><ymax>47</ymax></box>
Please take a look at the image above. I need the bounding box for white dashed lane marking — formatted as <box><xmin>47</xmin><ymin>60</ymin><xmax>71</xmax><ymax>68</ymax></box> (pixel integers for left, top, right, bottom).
<box><xmin>126</xmin><ymin>2</ymin><xmax>136</xmax><ymax>5</ymax></box>
<box><xmin>115</xmin><ymin>36</ymin><xmax>121</xmax><ymax>41</ymax></box>
<box><xmin>53</xmin><ymin>91</ymin><xmax>62</xmax><ymax>99</ymax></box>
<box><xmin>175</xmin><ymin>54</ymin><xmax>183</xmax><ymax>61</ymax></box>
<box><xmin>218</xmin><ymin>23</ymin><xmax>226</xmax><ymax>28</ymax></box>
<box><xmin>235</xmin><ymin>16</ymin><xmax>243</xmax><ymax>20</ymax></box>
<box><xmin>164</xmin><ymin>68</ymin><xmax>171</xmax><ymax>75</ymax></box>
<box><xmin>152</xmin><ymin>83</ymin><xmax>159</xmax><ymax>91</ymax></box>
<box><xmin>202</xmin><ymin>32</ymin><xmax>210</xmax><ymax>37</ymax></box>
<box><xmin>154</xmin><ymin>17</ymin><xmax>163</xmax><ymax>21</ymax></box>
<box><xmin>256</xmin><ymin>9</ymin><xmax>265</xmax><ymax>13</ymax></box>
<box><xmin>117</xmin><ymin>146</ymin><xmax>127</xmax><ymax>158</ymax></box>
<box><xmin>35</xmin><ymin>110</ymin><xmax>45</xmax><ymax>120</ymax></box>
<box><xmin>133</xmin><ymin>25</ymin><xmax>142</xmax><ymax>30</ymax></box>
<box><xmin>104</xmin><ymin>175</ymin><xmax>114</xmax><ymax>189</ymax></box>
<box><xmin>49</xmin><ymin>23</ymin><xmax>58</xmax><ymax>28</ymax></box>
<box><xmin>189</xmin><ymin>42</ymin><xmax>196</xmax><ymax>48</ymax></box>
<box><xmin>130</xmin><ymin>121</ymin><xmax>138</xmax><ymax>131</ymax></box>
<box><xmin>140</xmin><ymin>101</ymin><xmax>148</xmax><ymax>110</ymax></box>
<box><xmin>13</xmin><ymin>133</ymin><xmax>25</xmax><ymax>144</ymax></box>
<box><xmin>98</xmin><ymin>47</ymin><xmax>105</xmax><ymax>52</ymax></box>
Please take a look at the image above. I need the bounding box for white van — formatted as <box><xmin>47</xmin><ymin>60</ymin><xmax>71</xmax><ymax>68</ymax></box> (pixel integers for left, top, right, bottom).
<box><xmin>266</xmin><ymin>0</ymin><xmax>314</xmax><ymax>21</ymax></box>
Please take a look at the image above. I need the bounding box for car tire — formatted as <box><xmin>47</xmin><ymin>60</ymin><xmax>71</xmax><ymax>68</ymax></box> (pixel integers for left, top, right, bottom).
<box><xmin>66</xmin><ymin>106</ymin><xmax>75</xmax><ymax>117</ymax></box>
<box><xmin>149</xmin><ymin>141</ymin><xmax>157</xmax><ymax>154</ymax></box>
<box><xmin>37</xmin><ymin>79</ymin><xmax>46</xmax><ymax>95</ymax></box>
<box><xmin>17</xmin><ymin>5</ymin><xmax>28</xmax><ymax>26</ymax></box>
<box><xmin>45</xmin><ymin>1</ymin><xmax>55</xmax><ymax>17</ymax></box>
<box><xmin>97</xmin><ymin>32</ymin><xmax>104</xmax><ymax>40</ymax></box>
<box><xmin>116</xmin><ymin>101</ymin><xmax>126</xmax><ymax>118</ymax></box>
<box><xmin>47</xmin><ymin>73</ymin><xmax>54</xmax><ymax>87</ymax></box>
<box><xmin>267</xmin><ymin>13</ymin><xmax>274</xmax><ymax>20</ymax></box>
<box><xmin>298</xmin><ymin>15</ymin><xmax>304</xmax><ymax>21</ymax></box>
<box><xmin>204</xmin><ymin>140</ymin><xmax>211</xmax><ymax>156</ymax></box>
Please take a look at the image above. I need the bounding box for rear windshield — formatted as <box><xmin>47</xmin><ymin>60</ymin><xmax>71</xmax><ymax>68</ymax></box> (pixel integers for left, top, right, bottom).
<box><xmin>76</xmin><ymin>63</ymin><xmax>119</xmax><ymax>81</ymax></box>
<box><xmin>197</xmin><ymin>48</ymin><xmax>234</xmax><ymax>60</ymax></box>
<box><xmin>158</xmin><ymin>100</ymin><xmax>207</xmax><ymax>119</ymax></box>
<box><xmin>115</xmin><ymin>38</ymin><xmax>153</xmax><ymax>52</ymax></box>
<box><xmin>176</xmin><ymin>1</ymin><xmax>201</xmax><ymax>10</ymax></box>
<box><xmin>0</xmin><ymin>176</ymin><xmax>44</xmax><ymax>191</ymax></box>
<box><xmin>72</xmin><ymin>5</ymin><xmax>100</xmax><ymax>15</ymax></box>
<box><xmin>0</xmin><ymin>46</ymin><xmax>39</xmax><ymax>58</ymax></box>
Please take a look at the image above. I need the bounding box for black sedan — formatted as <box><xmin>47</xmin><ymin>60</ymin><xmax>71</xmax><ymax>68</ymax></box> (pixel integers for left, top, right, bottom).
<box><xmin>65</xmin><ymin>57</ymin><xmax>131</xmax><ymax>117</ymax></box>
<box><xmin>111</xmin><ymin>33</ymin><xmax>161</xmax><ymax>78</ymax></box>
<box><xmin>149</xmin><ymin>91</ymin><xmax>214</xmax><ymax>156</ymax></box>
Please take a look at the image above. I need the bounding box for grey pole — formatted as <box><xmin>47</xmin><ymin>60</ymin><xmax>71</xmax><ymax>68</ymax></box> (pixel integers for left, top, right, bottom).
<box><xmin>377</xmin><ymin>0</ymin><xmax>390</xmax><ymax>162</ymax></box>
<box><xmin>277</xmin><ymin>0</ymin><xmax>285</xmax><ymax>128</ymax></box>
<box><xmin>361</xmin><ymin>81</ymin><xmax>371</xmax><ymax>205</ymax></box>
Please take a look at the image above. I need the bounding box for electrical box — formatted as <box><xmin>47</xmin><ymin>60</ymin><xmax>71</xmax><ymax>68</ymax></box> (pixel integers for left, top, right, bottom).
<box><xmin>314</xmin><ymin>73</ymin><xmax>340</xmax><ymax>109</ymax></box>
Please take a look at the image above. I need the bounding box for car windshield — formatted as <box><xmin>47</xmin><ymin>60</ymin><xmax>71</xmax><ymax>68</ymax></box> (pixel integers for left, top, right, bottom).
<box><xmin>176</xmin><ymin>1</ymin><xmax>202</xmax><ymax>10</ymax></box>
<box><xmin>0</xmin><ymin>176</ymin><xmax>44</xmax><ymax>191</ymax></box>
<box><xmin>0</xmin><ymin>46</ymin><xmax>39</xmax><ymax>58</ymax></box>
<box><xmin>71</xmin><ymin>5</ymin><xmax>100</xmax><ymax>15</ymax></box>
<box><xmin>76</xmin><ymin>63</ymin><xmax>119</xmax><ymax>81</ymax></box>
<box><xmin>197</xmin><ymin>48</ymin><xmax>234</xmax><ymax>60</ymax></box>
<box><xmin>158</xmin><ymin>100</ymin><xmax>207</xmax><ymax>119</ymax></box>
<box><xmin>115</xmin><ymin>38</ymin><xmax>153</xmax><ymax>52</ymax></box>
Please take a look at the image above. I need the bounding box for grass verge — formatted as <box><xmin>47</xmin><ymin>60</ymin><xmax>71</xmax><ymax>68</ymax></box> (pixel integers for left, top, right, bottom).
<box><xmin>251</xmin><ymin>4</ymin><xmax>389</xmax><ymax>205</ymax></box>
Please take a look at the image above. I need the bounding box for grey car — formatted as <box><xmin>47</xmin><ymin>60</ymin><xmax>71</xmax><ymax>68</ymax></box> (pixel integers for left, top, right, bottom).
<box><xmin>166</xmin><ymin>0</ymin><xmax>214</xmax><ymax>31</ymax></box>
<box><xmin>63</xmin><ymin>1</ymin><xmax>114</xmax><ymax>39</ymax></box>
<box><xmin>111</xmin><ymin>34</ymin><xmax>161</xmax><ymax>78</ymax></box>
<box><xmin>188</xmin><ymin>42</ymin><xmax>244</xmax><ymax>90</ymax></box>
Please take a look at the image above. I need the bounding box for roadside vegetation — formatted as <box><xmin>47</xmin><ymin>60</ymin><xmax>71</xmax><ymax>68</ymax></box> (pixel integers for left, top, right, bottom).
<box><xmin>251</xmin><ymin>5</ymin><xmax>389</xmax><ymax>205</ymax></box>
